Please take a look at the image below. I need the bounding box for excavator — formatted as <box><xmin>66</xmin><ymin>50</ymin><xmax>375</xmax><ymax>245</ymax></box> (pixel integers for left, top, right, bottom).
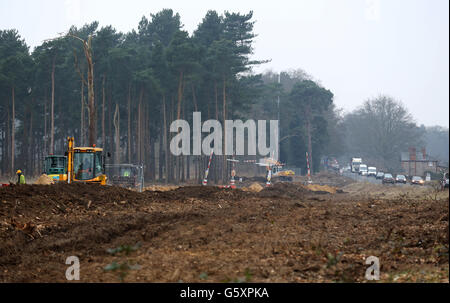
<box><xmin>66</xmin><ymin>137</ymin><xmax>108</xmax><ymax>185</ymax></box>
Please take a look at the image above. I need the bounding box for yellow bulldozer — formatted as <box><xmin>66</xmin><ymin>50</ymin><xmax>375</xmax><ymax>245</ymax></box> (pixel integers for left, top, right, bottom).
<box><xmin>66</xmin><ymin>137</ymin><xmax>108</xmax><ymax>185</ymax></box>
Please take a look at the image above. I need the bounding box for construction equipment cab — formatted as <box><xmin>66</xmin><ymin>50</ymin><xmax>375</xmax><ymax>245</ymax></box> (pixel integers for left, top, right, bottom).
<box><xmin>272</xmin><ymin>165</ymin><xmax>295</xmax><ymax>181</ymax></box>
<box><xmin>66</xmin><ymin>137</ymin><xmax>108</xmax><ymax>185</ymax></box>
<box><xmin>44</xmin><ymin>155</ymin><xmax>67</xmax><ymax>182</ymax></box>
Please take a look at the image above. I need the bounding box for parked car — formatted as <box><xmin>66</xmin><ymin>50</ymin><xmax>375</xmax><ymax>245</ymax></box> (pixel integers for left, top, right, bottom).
<box><xmin>376</xmin><ymin>172</ymin><xmax>384</xmax><ymax>179</ymax></box>
<box><xmin>395</xmin><ymin>174</ymin><xmax>407</xmax><ymax>184</ymax></box>
<box><xmin>382</xmin><ymin>173</ymin><xmax>395</xmax><ymax>184</ymax></box>
<box><xmin>367</xmin><ymin>166</ymin><xmax>377</xmax><ymax>177</ymax></box>
<box><xmin>411</xmin><ymin>176</ymin><xmax>424</xmax><ymax>185</ymax></box>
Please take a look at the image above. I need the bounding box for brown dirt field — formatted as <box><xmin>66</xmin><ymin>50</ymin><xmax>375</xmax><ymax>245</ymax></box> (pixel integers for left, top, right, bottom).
<box><xmin>0</xmin><ymin>181</ymin><xmax>448</xmax><ymax>283</ymax></box>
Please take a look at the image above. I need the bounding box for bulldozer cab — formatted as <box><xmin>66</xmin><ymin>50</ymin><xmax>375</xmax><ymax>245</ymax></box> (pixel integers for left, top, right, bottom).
<box><xmin>272</xmin><ymin>165</ymin><xmax>283</xmax><ymax>175</ymax></box>
<box><xmin>66</xmin><ymin>137</ymin><xmax>107</xmax><ymax>185</ymax></box>
<box><xmin>73</xmin><ymin>149</ymin><xmax>105</xmax><ymax>181</ymax></box>
<box><xmin>44</xmin><ymin>155</ymin><xmax>67</xmax><ymax>181</ymax></box>
<box><xmin>271</xmin><ymin>164</ymin><xmax>295</xmax><ymax>181</ymax></box>
<box><xmin>44</xmin><ymin>155</ymin><xmax>66</xmax><ymax>175</ymax></box>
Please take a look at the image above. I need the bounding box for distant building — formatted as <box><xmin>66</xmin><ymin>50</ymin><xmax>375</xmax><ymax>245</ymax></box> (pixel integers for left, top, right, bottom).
<box><xmin>400</xmin><ymin>147</ymin><xmax>438</xmax><ymax>177</ymax></box>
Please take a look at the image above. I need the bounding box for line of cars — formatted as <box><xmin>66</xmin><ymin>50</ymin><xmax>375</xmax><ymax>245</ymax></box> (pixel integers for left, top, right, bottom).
<box><xmin>348</xmin><ymin>158</ymin><xmax>449</xmax><ymax>188</ymax></box>
<box><xmin>349</xmin><ymin>159</ymin><xmax>424</xmax><ymax>185</ymax></box>
<box><xmin>376</xmin><ymin>172</ymin><xmax>424</xmax><ymax>185</ymax></box>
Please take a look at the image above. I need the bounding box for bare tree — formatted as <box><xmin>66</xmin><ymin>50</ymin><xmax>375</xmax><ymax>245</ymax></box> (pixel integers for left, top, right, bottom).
<box><xmin>69</xmin><ymin>34</ymin><xmax>96</xmax><ymax>146</ymax></box>
<box><xmin>343</xmin><ymin>95</ymin><xmax>424</xmax><ymax>170</ymax></box>
<box><xmin>50</xmin><ymin>56</ymin><xmax>56</xmax><ymax>154</ymax></box>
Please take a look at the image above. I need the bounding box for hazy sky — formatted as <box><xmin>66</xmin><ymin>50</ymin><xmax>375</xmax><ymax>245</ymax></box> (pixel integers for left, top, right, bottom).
<box><xmin>1</xmin><ymin>0</ymin><xmax>448</xmax><ymax>127</ymax></box>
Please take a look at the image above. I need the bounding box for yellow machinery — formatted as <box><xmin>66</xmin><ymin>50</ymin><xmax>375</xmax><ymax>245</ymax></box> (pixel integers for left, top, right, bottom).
<box><xmin>43</xmin><ymin>155</ymin><xmax>68</xmax><ymax>182</ymax></box>
<box><xmin>66</xmin><ymin>137</ymin><xmax>107</xmax><ymax>185</ymax></box>
<box><xmin>257</xmin><ymin>157</ymin><xmax>295</xmax><ymax>182</ymax></box>
<box><xmin>272</xmin><ymin>165</ymin><xmax>295</xmax><ymax>181</ymax></box>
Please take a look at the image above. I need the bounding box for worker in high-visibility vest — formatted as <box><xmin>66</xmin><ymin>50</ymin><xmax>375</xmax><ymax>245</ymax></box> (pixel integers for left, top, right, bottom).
<box><xmin>16</xmin><ymin>170</ymin><xmax>26</xmax><ymax>184</ymax></box>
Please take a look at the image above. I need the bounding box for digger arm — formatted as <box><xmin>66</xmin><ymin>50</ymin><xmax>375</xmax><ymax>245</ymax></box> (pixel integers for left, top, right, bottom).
<box><xmin>67</xmin><ymin>137</ymin><xmax>74</xmax><ymax>183</ymax></box>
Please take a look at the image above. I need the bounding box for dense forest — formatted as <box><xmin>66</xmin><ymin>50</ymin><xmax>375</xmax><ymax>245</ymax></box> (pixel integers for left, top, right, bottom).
<box><xmin>0</xmin><ymin>9</ymin><xmax>447</xmax><ymax>183</ymax></box>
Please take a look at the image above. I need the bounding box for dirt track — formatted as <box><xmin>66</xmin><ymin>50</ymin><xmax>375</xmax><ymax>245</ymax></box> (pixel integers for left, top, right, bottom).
<box><xmin>0</xmin><ymin>177</ymin><xmax>448</xmax><ymax>282</ymax></box>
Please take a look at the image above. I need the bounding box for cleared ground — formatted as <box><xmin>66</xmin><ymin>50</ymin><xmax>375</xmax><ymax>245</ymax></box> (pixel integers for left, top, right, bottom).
<box><xmin>0</xmin><ymin>174</ymin><xmax>448</xmax><ymax>282</ymax></box>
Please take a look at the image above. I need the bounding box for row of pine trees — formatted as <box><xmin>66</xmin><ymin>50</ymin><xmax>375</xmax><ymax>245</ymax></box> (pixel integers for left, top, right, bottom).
<box><xmin>0</xmin><ymin>9</ymin><xmax>339</xmax><ymax>183</ymax></box>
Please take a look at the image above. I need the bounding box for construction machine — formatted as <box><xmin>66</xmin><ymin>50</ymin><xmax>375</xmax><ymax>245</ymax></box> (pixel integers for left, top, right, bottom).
<box><xmin>43</xmin><ymin>155</ymin><xmax>67</xmax><ymax>182</ymax></box>
<box><xmin>257</xmin><ymin>157</ymin><xmax>295</xmax><ymax>182</ymax></box>
<box><xmin>66</xmin><ymin>137</ymin><xmax>108</xmax><ymax>185</ymax></box>
<box><xmin>271</xmin><ymin>165</ymin><xmax>295</xmax><ymax>181</ymax></box>
<box><xmin>105</xmin><ymin>163</ymin><xmax>144</xmax><ymax>192</ymax></box>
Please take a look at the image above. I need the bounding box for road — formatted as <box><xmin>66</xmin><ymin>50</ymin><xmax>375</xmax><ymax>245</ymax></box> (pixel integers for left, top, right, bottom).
<box><xmin>342</xmin><ymin>171</ymin><xmax>416</xmax><ymax>187</ymax></box>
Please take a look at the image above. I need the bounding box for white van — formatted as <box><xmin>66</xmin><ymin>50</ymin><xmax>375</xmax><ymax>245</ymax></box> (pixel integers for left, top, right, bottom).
<box><xmin>368</xmin><ymin>166</ymin><xmax>377</xmax><ymax>177</ymax></box>
<box><xmin>359</xmin><ymin>164</ymin><xmax>368</xmax><ymax>176</ymax></box>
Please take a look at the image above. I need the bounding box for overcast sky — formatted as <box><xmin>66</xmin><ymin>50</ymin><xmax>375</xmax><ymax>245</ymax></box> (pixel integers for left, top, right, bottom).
<box><xmin>1</xmin><ymin>0</ymin><xmax>448</xmax><ymax>127</ymax></box>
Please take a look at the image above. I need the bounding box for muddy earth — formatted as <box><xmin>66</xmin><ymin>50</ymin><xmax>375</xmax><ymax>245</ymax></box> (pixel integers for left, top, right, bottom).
<box><xmin>0</xmin><ymin>175</ymin><xmax>448</xmax><ymax>282</ymax></box>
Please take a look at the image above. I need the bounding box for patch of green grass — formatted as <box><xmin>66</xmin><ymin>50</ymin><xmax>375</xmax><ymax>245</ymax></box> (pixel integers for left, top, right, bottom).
<box><xmin>222</xmin><ymin>268</ymin><xmax>253</xmax><ymax>283</ymax></box>
<box><xmin>104</xmin><ymin>242</ymin><xmax>142</xmax><ymax>282</ymax></box>
<box><xmin>326</xmin><ymin>252</ymin><xmax>343</xmax><ymax>268</ymax></box>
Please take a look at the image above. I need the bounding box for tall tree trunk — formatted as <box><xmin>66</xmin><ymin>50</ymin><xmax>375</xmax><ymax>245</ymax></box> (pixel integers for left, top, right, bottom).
<box><xmin>137</xmin><ymin>101</ymin><xmax>140</xmax><ymax>164</ymax></box>
<box><xmin>50</xmin><ymin>58</ymin><xmax>55</xmax><ymax>154</ymax></box>
<box><xmin>87</xmin><ymin>51</ymin><xmax>95</xmax><ymax>147</ymax></box>
<box><xmin>169</xmin><ymin>95</ymin><xmax>175</xmax><ymax>183</ymax></box>
<box><xmin>28</xmin><ymin>106</ymin><xmax>33</xmax><ymax>175</ymax></box>
<box><xmin>80</xmin><ymin>80</ymin><xmax>85</xmax><ymax>146</ymax></box>
<box><xmin>176</xmin><ymin>71</ymin><xmax>184</xmax><ymax>120</ymax></box>
<box><xmin>143</xmin><ymin>102</ymin><xmax>148</xmax><ymax>178</ymax></box>
<box><xmin>214</xmin><ymin>81</ymin><xmax>219</xmax><ymax>121</ymax></box>
<box><xmin>11</xmin><ymin>86</ymin><xmax>15</xmax><ymax>175</ymax></box>
<box><xmin>175</xmin><ymin>71</ymin><xmax>184</xmax><ymax>184</ymax></box>
<box><xmin>137</xmin><ymin>87</ymin><xmax>144</xmax><ymax>164</ymax></box>
<box><xmin>1</xmin><ymin>116</ymin><xmax>4</xmax><ymax>175</ymax></box>
<box><xmin>192</xmin><ymin>84</ymin><xmax>198</xmax><ymax>183</ymax></box>
<box><xmin>127</xmin><ymin>82</ymin><xmax>131</xmax><ymax>163</ymax></box>
<box><xmin>181</xmin><ymin>95</ymin><xmax>185</xmax><ymax>182</ymax></box>
<box><xmin>108</xmin><ymin>90</ymin><xmax>113</xmax><ymax>157</ymax></box>
<box><xmin>163</xmin><ymin>95</ymin><xmax>168</xmax><ymax>184</ymax></box>
<box><xmin>102</xmin><ymin>74</ymin><xmax>106</xmax><ymax>147</ymax></box>
<box><xmin>222</xmin><ymin>76</ymin><xmax>227</xmax><ymax>183</ymax></box>
<box><xmin>44</xmin><ymin>92</ymin><xmax>47</xmax><ymax>156</ymax></box>
<box><xmin>159</xmin><ymin>131</ymin><xmax>163</xmax><ymax>181</ymax></box>
<box><xmin>6</xmin><ymin>107</ymin><xmax>10</xmax><ymax>175</ymax></box>
<box><xmin>213</xmin><ymin>81</ymin><xmax>219</xmax><ymax>183</ymax></box>
<box><xmin>23</xmin><ymin>105</ymin><xmax>29</xmax><ymax>173</ymax></box>
<box><xmin>192</xmin><ymin>84</ymin><xmax>198</xmax><ymax>112</ymax></box>
<box><xmin>141</xmin><ymin>95</ymin><xmax>145</xmax><ymax>168</ymax></box>
<box><xmin>113</xmin><ymin>103</ymin><xmax>120</xmax><ymax>164</ymax></box>
<box><xmin>306</xmin><ymin>107</ymin><xmax>313</xmax><ymax>174</ymax></box>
